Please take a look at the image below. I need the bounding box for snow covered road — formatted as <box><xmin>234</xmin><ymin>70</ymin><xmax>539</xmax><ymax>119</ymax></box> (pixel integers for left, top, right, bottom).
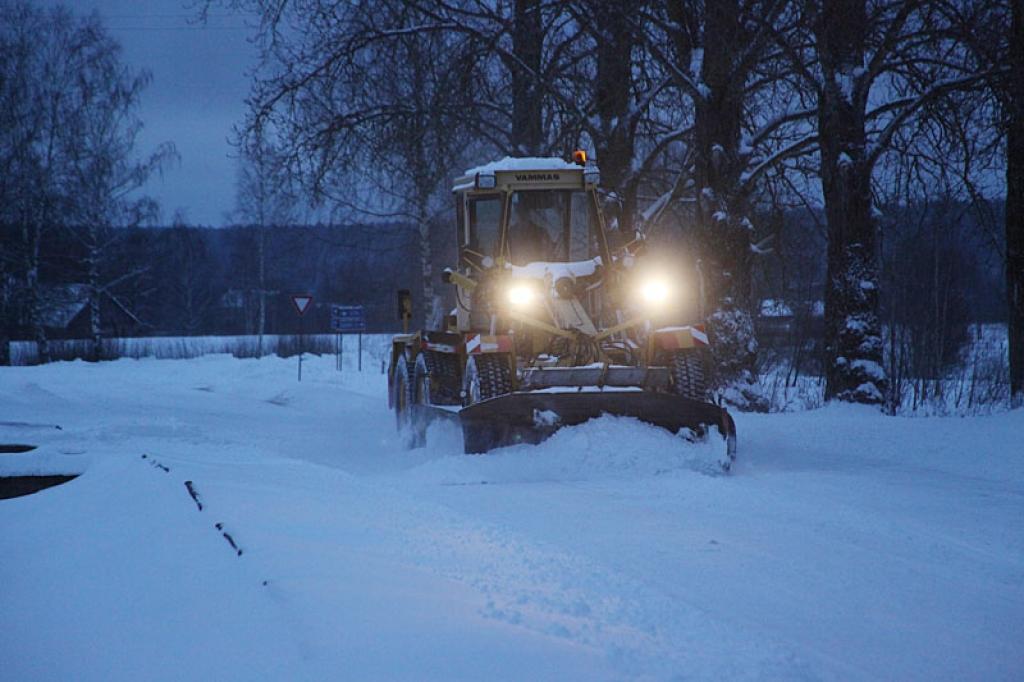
<box><xmin>2</xmin><ymin>355</ymin><xmax>1022</xmax><ymax>680</ymax></box>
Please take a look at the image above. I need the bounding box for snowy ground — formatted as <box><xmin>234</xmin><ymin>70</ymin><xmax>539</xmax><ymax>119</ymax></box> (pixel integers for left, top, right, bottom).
<box><xmin>1</xmin><ymin>354</ymin><xmax>1022</xmax><ymax>681</ymax></box>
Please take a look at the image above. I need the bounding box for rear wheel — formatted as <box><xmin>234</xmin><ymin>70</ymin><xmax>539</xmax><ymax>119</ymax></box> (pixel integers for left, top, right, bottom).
<box><xmin>416</xmin><ymin>351</ymin><xmax>462</xmax><ymax>405</ymax></box>
<box><xmin>392</xmin><ymin>354</ymin><xmax>423</xmax><ymax>448</ymax></box>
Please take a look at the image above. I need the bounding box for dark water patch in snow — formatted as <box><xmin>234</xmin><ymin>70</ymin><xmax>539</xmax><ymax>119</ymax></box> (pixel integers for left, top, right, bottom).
<box><xmin>0</xmin><ymin>421</ymin><xmax>62</xmax><ymax>430</ymax></box>
<box><xmin>0</xmin><ymin>474</ymin><xmax>78</xmax><ymax>499</ymax></box>
<box><xmin>0</xmin><ymin>444</ymin><xmax>38</xmax><ymax>454</ymax></box>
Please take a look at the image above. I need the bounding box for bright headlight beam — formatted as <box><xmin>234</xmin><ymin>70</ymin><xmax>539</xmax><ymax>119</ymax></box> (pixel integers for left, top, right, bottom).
<box><xmin>641</xmin><ymin>279</ymin><xmax>670</xmax><ymax>304</ymax></box>
<box><xmin>507</xmin><ymin>284</ymin><xmax>535</xmax><ymax>307</ymax></box>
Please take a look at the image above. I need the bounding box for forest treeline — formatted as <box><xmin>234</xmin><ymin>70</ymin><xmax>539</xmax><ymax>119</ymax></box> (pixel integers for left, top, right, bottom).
<box><xmin>0</xmin><ymin>222</ymin><xmax>423</xmax><ymax>339</ymax></box>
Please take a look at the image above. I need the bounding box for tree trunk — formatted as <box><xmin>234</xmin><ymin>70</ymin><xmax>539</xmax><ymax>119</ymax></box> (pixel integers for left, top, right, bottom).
<box><xmin>23</xmin><ymin>218</ymin><xmax>49</xmax><ymax>364</ymax></box>
<box><xmin>593</xmin><ymin>1</ymin><xmax>636</xmax><ymax>231</ymax></box>
<box><xmin>691</xmin><ymin>0</ymin><xmax>763</xmax><ymax>408</ymax></box>
<box><xmin>816</xmin><ymin>0</ymin><xmax>886</xmax><ymax>405</ymax></box>
<box><xmin>88</xmin><ymin>224</ymin><xmax>102</xmax><ymax>362</ymax></box>
<box><xmin>0</xmin><ymin>258</ymin><xmax>10</xmax><ymax>366</ymax></box>
<box><xmin>1008</xmin><ymin>0</ymin><xmax>1024</xmax><ymax>403</ymax></box>
<box><xmin>258</xmin><ymin>223</ymin><xmax>266</xmax><ymax>357</ymax></box>
<box><xmin>419</xmin><ymin>208</ymin><xmax>436</xmax><ymax>329</ymax></box>
<box><xmin>511</xmin><ymin>0</ymin><xmax>543</xmax><ymax>154</ymax></box>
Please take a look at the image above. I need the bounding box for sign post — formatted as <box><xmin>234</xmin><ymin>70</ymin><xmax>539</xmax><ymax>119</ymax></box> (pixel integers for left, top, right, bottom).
<box><xmin>291</xmin><ymin>294</ymin><xmax>313</xmax><ymax>381</ymax></box>
<box><xmin>330</xmin><ymin>304</ymin><xmax>367</xmax><ymax>371</ymax></box>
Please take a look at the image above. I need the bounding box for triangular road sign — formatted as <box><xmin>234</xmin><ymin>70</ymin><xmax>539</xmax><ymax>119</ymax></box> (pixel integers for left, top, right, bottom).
<box><xmin>291</xmin><ymin>294</ymin><xmax>313</xmax><ymax>315</ymax></box>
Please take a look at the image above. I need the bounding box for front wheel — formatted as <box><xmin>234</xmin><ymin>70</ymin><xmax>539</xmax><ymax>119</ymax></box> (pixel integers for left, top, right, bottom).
<box><xmin>669</xmin><ymin>348</ymin><xmax>709</xmax><ymax>402</ymax></box>
<box><xmin>462</xmin><ymin>353</ymin><xmax>513</xmax><ymax>406</ymax></box>
<box><xmin>461</xmin><ymin>354</ymin><xmax>513</xmax><ymax>454</ymax></box>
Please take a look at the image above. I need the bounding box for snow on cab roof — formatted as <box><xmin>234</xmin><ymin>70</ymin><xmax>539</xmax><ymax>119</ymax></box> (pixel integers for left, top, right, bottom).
<box><xmin>462</xmin><ymin>156</ymin><xmax>580</xmax><ymax>176</ymax></box>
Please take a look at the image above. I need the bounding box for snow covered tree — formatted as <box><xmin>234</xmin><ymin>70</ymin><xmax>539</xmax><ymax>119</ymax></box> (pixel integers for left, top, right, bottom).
<box><xmin>774</xmin><ymin>0</ymin><xmax>994</xmax><ymax>404</ymax></box>
<box><xmin>811</xmin><ymin>0</ymin><xmax>888</xmax><ymax>404</ymax></box>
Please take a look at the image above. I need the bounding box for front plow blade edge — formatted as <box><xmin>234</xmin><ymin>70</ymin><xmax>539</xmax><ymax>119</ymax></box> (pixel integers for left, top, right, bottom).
<box><xmin>459</xmin><ymin>392</ymin><xmax>737</xmax><ymax>469</ymax></box>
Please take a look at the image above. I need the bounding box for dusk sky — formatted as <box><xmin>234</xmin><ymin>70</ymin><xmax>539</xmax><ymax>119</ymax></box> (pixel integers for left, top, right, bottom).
<box><xmin>42</xmin><ymin>0</ymin><xmax>256</xmax><ymax>225</ymax></box>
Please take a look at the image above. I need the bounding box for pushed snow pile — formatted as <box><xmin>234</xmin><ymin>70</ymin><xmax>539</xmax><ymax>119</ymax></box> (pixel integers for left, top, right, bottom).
<box><xmin>412</xmin><ymin>415</ymin><xmax>726</xmax><ymax>485</ymax></box>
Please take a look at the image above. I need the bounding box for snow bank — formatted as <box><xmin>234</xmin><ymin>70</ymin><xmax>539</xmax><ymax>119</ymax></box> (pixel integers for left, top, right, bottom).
<box><xmin>9</xmin><ymin>333</ymin><xmax>394</xmax><ymax>366</ymax></box>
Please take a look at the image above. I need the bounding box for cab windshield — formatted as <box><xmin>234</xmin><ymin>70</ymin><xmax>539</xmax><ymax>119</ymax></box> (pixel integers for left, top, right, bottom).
<box><xmin>506</xmin><ymin>190</ymin><xmax>598</xmax><ymax>266</ymax></box>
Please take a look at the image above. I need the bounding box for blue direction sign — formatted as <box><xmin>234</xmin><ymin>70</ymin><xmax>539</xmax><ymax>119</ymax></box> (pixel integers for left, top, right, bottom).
<box><xmin>331</xmin><ymin>304</ymin><xmax>366</xmax><ymax>332</ymax></box>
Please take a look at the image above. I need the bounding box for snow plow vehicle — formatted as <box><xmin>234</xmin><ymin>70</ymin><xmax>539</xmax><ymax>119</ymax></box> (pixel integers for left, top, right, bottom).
<box><xmin>388</xmin><ymin>154</ymin><xmax>737</xmax><ymax>469</ymax></box>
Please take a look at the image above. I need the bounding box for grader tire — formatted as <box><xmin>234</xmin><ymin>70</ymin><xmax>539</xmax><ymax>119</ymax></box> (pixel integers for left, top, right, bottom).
<box><xmin>461</xmin><ymin>354</ymin><xmax>513</xmax><ymax>454</ymax></box>
<box><xmin>416</xmin><ymin>351</ymin><xmax>462</xmax><ymax>406</ymax></box>
<box><xmin>392</xmin><ymin>354</ymin><xmax>424</xmax><ymax>448</ymax></box>
<box><xmin>462</xmin><ymin>354</ymin><xmax>513</xmax><ymax>405</ymax></box>
<box><xmin>670</xmin><ymin>349</ymin><xmax>709</xmax><ymax>402</ymax></box>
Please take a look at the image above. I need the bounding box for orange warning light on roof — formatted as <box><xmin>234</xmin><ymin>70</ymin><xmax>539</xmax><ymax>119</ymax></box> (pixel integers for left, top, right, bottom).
<box><xmin>572</xmin><ymin>149</ymin><xmax>587</xmax><ymax>166</ymax></box>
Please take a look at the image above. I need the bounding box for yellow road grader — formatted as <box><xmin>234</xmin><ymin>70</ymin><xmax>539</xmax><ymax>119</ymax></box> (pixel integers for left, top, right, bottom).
<box><xmin>388</xmin><ymin>154</ymin><xmax>736</xmax><ymax>469</ymax></box>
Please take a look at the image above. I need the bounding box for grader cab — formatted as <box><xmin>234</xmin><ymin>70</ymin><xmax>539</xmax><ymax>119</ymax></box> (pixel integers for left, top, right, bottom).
<box><xmin>388</xmin><ymin>154</ymin><xmax>736</xmax><ymax>469</ymax></box>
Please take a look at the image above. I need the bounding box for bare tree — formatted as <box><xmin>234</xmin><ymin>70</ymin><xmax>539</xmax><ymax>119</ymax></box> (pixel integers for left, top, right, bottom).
<box><xmin>935</xmin><ymin>0</ymin><xmax>1017</xmax><ymax>403</ymax></box>
<box><xmin>215</xmin><ymin>0</ymin><xmax>483</xmax><ymax>325</ymax></box>
<box><xmin>64</xmin><ymin>34</ymin><xmax>175</xmax><ymax>360</ymax></box>
<box><xmin>0</xmin><ymin>2</ymin><xmax>72</xmax><ymax>363</ymax></box>
<box><xmin>998</xmin><ymin>0</ymin><xmax>1023</xmax><ymax>403</ymax></box>
<box><xmin>770</xmin><ymin>0</ymin><xmax>994</xmax><ymax>404</ymax></box>
<box><xmin>235</xmin><ymin>136</ymin><xmax>294</xmax><ymax>353</ymax></box>
<box><xmin>166</xmin><ymin>217</ymin><xmax>216</xmax><ymax>335</ymax></box>
<box><xmin>0</xmin><ymin>1</ymin><xmax>172</xmax><ymax>363</ymax></box>
<box><xmin>626</xmin><ymin>0</ymin><xmax>812</xmax><ymax>408</ymax></box>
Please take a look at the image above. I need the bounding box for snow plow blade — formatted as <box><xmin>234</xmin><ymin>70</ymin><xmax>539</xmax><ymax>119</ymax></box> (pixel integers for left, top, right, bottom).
<box><xmin>459</xmin><ymin>391</ymin><xmax>736</xmax><ymax>467</ymax></box>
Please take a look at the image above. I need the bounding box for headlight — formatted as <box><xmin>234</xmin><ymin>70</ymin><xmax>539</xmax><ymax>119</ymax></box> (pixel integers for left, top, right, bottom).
<box><xmin>507</xmin><ymin>284</ymin><xmax>536</xmax><ymax>307</ymax></box>
<box><xmin>640</xmin><ymin>278</ymin><xmax>670</xmax><ymax>305</ymax></box>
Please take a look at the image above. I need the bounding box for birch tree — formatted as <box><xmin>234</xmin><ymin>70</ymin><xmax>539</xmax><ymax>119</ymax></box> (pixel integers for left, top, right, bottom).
<box><xmin>63</xmin><ymin>33</ymin><xmax>174</xmax><ymax>360</ymax></box>
<box><xmin>235</xmin><ymin>137</ymin><xmax>294</xmax><ymax>354</ymax></box>
<box><xmin>0</xmin><ymin>1</ymin><xmax>172</xmax><ymax>363</ymax></box>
